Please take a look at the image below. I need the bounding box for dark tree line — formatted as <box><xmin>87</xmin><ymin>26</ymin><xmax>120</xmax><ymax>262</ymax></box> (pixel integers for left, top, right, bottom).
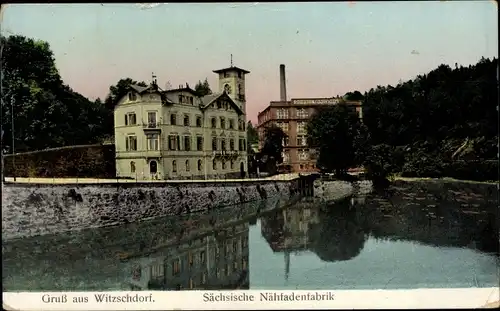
<box><xmin>307</xmin><ymin>57</ymin><xmax>498</xmax><ymax>183</ymax></box>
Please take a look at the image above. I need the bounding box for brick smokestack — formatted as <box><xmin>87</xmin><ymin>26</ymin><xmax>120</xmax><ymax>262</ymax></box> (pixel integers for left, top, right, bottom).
<box><xmin>280</xmin><ymin>64</ymin><xmax>287</xmax><ymax>102</ymax></box>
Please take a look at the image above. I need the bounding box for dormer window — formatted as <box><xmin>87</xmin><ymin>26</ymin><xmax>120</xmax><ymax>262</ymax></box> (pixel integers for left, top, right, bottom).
<box><xmin>128</xmin><ymin>92</ymin><xmax>137</xmax><ymax>101</ymax></box>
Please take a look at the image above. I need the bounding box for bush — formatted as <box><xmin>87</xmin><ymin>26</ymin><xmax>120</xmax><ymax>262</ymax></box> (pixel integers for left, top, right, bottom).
<box><xmin>443</xmin><ymin>160</ymin><xmax>498</xmax><ymax>181</ymax></box>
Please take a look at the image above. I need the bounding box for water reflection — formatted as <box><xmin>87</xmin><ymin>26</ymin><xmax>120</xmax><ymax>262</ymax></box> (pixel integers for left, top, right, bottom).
<box><xmin>2</xmin><ymin>181</ymin><xmax>499</xmax><ymax>291</ymax></box>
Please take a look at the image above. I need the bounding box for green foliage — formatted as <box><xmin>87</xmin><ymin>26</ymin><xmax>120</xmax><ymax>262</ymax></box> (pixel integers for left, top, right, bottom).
<box><xmin>1</xmin><ymin>35</ymin><xmax>108</xmax><ymax>152</ymax></box>
<box><xmin>261</xmin><ymin>124</ymin><xmax>287</xmax><ymax>165</ymax></box>
<box><xmin>306</xmin><ymin>104</ymin><xmax>366</xmax><ymax>175</ymax></box>
<box><xmin>4</xmin><ymin>145</ymin><xmax>116</xmax><ymax>178</ymax></box>
<box><xmin>246</xmin><ymin>121</ymin><xmax>259</xmax><ymax>144</ymax></box>
<box><xmin>194</xmin><ymin>78</ymin><xmax>212</xmax><ymax>96</ymax></box>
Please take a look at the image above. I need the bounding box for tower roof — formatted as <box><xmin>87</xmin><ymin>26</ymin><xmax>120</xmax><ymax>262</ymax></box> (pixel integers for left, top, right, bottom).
<box><xmin>213</xmin><ymin>66</ymin><xmax>250</xmax><ymax>74</ymax></box>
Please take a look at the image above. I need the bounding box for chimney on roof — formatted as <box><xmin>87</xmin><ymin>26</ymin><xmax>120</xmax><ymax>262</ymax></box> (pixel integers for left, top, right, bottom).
<box><xmin>279</xmin><ymin>64</ymin><xmax>287</xmax><ymax>102</ymax></box>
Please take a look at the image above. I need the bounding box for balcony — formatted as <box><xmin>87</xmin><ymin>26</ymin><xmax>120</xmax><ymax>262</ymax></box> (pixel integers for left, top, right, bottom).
<box><xmin>143</xmin><ymin>122</ymin><xmax>161</xmax><ymax>133</ymax></box>
<box><xmin>212</xmin><ymin>150</ymin><xmax>239</xmax><ymax>160</ymax></box>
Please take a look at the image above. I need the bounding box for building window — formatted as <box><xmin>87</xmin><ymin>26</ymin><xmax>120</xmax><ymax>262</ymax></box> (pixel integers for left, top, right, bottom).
<box><xmin>125</xmin><ymin>113</ymin><xmax>137</xmax><ymax>126</ymax></box>
<box><xmin>202</xmin><ymin>272</ymin><xmax>207</xmax><ymax>285</ymax></box>
<box><xmin>185</xmin><ymin>160</ymin><xmax>190</xmax><ymax>172</ymax></box>
<box><xmin>197</xmin><ymin>137</ymin><xmax>203</xmax><ymax>151</ymax></box>
<box><xmin>198</xmin><ymin>159</ymin><xmax>202</xmax><ymax>171</ymax></box>
<box><xmin>147</xmin><ymin>134</ymin><xmax>159</xmax><ymax>150</ymax></box>
<box><xmin>211</xmin><ymin>118</ymin><xmax>217</xmax><ymax>128</ymax></box>
<box><xmin>172</xmin><ymin>160</ymin><xmax>177</xmax><ymax>172</ymax></box>
<box><xmin>188</xmin><ymin>252</ymin><xmax>193</xmax><ymax>267</ymax></box>
<box><xmin>189</xmin><ymin>97</ymin><xmax>194</xmax><ymax>105</ymax></box>
<box><xmin>243</xmin><ymin>139</ymin><xmax>246</xmax><ymax>151</ymax></box>
<box><xmin>233</xmin><ymin>261</ymin><xmax>238</xmax><ymax>270</ymax></box>
<box><xmin>184</xmin><ymin>136</ymin><xmax>191</xmax><ymax>151</ymax></box>
<box><xmin>189</xmin><ymin>278</ymin><xmax>194</xmax><ymax>289</ymax></box>
<box><xmin>184</xmin><ymin>115</ymin><xmax>190</xmax><ymax>126</ymax></box>
<box><xmin>298</xmin><ymin>149</ymin><xmax>309</xmax><ymax>160</ymax></box>
<box><xmin>172</xmin><ymin>259</ymin><xmax>181</xmax><ymax>275</ymax></box>
<box><xmin>238</xmin><ymin>120</ymin><xmax>245</xmax><ymax>131</ymax></box>
<box><xmin>216</xmin><ymin>268</ymin><xmax>221</xmax><ymax>278</ymax></box>
<box><xmin>297</xmin><ymin>121</ymin><xmax>306</xmax><ymax>133</ymax></box>
<box><xmin>147</xmin><ymin>111</ymin><xmax>157</xmax><ymax>127</ymax></box>
<box><xmin>126</xmin><ymin>135</ymin><xmax>137</xmax><ymax>151</ymax></box>
<box><xmin>277</xmin><ymin>108</ymin><xmax>289</xmax><ymax>119</ymax></box>
<box><xmin>225</xmin><ymin>263</ymin><xmax>231</xmax><ymax>276</ymax></box>
<box><xmin>229</xmin><ymin>119</ymin><xmax>234</xmax><ymax>129</ymax></box>
<box><xmin>212</xmin><ymin>137</ymin><xmax>217</xmax><ymax>151</ymax></box>
<box><xmin>128</xmin><ymin>92</ymin><xmax>137</xmax><ymax>101</ymax></box>
<box><xmin>170</xmin><ymin>114</ymin><xmax>177</xmax><ymax>125</ymax></box>
<box><xmin>168</xmin><ymin>135</ymin><xmax>179</xmax><ymax>150</ymax></box>
<box><xmin>151</xmin><ymin>264</ymin><xmax>164</xmax><ymax>279</ymax></box>
<box><xmin>130</xmin><ymin>161</ymin><xmax>136</xmax><ymax>173</ymax></box>
<box><xmin>222</xmin><ymin>160</ymin><xmax>226</xmax><ymax>170</ymax></box>
<box><xmin>283</xmin><ymin>151</ymin><xmax>290</xmax><ymax>163</ymax></box>
<box><xmin>196</xmin><ymin>116</ymin><xmax>202</xmax><ymax>127</ymax></box>
<box><xmin>221</xmin><ymin>139</ymin><xmax>226</xmax><ymax>151</ymax></box>
<box><xmin>238</xmin><ymin>139</ymin><xmax>243</xmax><ymax>151</ymax></box>
<box><xmin>297</xmin><ymin>135</ymin><xmax>307</xmax><ymax>146</ymax></box>
<box><xmin>242</xmin><ymin>259</ymin><xmax>247</xmax><ymax>270</ymax></box>
<box><xmin>276</xmin><ymin>122</ymin><xmax>289</xmax><ymax>132</ymax></box>
<box><xmin>230</xmin><ymin>160</ymin><xmax>234</xmax><ymax>169</ymax></box>
<box><xmin>242</xmin><ymin>237</ymin><xmax>248</xmax><ymax>248</ymax></box>
<box><xmin>283</xmin><ymin>137</ymin><xmax>289</xmax><ymax>146</ymax></box>
<box><xmin>233</xmin><ymin>240</ymin><xmax>238</xmax><ymax>253</ymax></box>
<box><xmin>200</xmin><ymin>251</ymin><xmax>206</xmax><ymax>264</ymax></box>
<box><xmin>229</xmin><ymin>139</ymin><xmax>235</xmax><ymax>151</ymax></box>
<box><xmin>297</xmin><ymin>108</ymin><xmax>308</xmax><ymax>118</ymax></box>
<box><xmin>212</xmin><ymin>159</ymin><xmax>217</xmax><ymax>170</ymax></box>
<box><xmin>220</xmin><ymin>117</ymin><xmax>226</xmax><ymax>129</ymax></box>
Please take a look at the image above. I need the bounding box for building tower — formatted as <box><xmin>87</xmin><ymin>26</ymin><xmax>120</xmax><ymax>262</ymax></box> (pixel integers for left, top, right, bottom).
<box><xmin>213</xmin><ymin>56</ymin><xmax>250</xmax><ymax>114</ymax></box>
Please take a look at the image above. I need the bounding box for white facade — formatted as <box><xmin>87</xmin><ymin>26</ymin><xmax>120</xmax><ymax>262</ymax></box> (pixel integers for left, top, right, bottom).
<box><xmin>114</xmin><ymin>66</ymin><xmax>250</xmax><ymax>180</ymax></box>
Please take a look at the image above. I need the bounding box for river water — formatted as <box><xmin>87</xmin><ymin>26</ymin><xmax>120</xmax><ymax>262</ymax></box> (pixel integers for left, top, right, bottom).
<box><xmin>2</xmin><ymin>180</ymin><xmax>498</xmax><ymax>291</ymax></box>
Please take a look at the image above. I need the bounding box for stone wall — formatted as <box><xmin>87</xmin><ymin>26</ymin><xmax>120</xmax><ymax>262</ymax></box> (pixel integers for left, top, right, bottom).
<box><xmin>2</xmin><ymin>179</ymin><xmax>296</xmax><ymax>241</ymax></box>
<box><xmin>313</xmin><ymin>180</ymin><xmax>372</xmax><ymax>202</ymax></box>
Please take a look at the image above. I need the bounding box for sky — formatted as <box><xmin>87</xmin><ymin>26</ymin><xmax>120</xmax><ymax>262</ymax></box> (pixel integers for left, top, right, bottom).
<box><xmin>1</xmin><ymin>2</ymin><xmax>498</xmax><ymax>123</ymax></box>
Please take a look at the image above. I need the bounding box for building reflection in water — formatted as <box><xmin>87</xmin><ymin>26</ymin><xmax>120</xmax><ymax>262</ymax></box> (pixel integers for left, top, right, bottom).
<box><xmin>125</xmin><ymin>222</ymin><xmax>249</xmax><ymax>291</ymax></box>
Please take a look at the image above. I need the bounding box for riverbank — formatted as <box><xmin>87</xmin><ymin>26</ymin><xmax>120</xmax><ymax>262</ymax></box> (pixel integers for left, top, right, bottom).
<box><xmin>393</xmin><ymin>176</ymin><xmax>498</xmax><ymax>185</ymax></box>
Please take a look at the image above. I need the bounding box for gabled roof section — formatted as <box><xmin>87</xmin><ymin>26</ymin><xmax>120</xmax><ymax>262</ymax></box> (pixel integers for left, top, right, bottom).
<box><xmin>213</xmin><ymin>66</ymin><xmax>250</xmax><ymax>74</ymax></box>
<box><xmin>163</xmin><ymin>87</ymin><xmax>199</xmax><ymax>96</ymax></box>
<box><xmin>200</xmin><ymin>92</ymin><xmax>244</xmax><ymax>115</ymax></box>
<box><xmin>130</xmin><ymin>84</ymin><xmax>151</xmax><ymax>94</ymax></box>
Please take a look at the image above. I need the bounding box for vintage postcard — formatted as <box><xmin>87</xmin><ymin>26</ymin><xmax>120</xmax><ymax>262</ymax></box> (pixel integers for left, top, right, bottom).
<box><xmin>1</xmin><ymin>2</ymin><xmax>499</xmax><ymax>310</ymax></box>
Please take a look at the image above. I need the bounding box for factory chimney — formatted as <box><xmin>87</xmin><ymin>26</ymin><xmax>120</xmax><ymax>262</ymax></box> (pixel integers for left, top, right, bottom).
<box><xmin>279</xmin><ymin>64</ymin><xmax>287</xmax><ymax>102</ymax></box>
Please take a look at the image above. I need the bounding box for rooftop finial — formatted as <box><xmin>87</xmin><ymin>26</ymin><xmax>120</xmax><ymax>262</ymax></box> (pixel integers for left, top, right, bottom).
<box><xmin>230</xmin><ymin>54</ymin><xmax>233</xmax><ymax>67</ymax></box>
<box><xmin>152</xmin><ymin>72</ymin><xmax>157</xmax><ymax>84</ymax></box>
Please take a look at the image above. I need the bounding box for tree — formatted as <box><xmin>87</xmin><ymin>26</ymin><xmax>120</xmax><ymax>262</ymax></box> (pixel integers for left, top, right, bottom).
<box><xmin>194</xmin><ymin>78</ymin><xmax>212</xmax><ymax>96</ymax></box>
<box><xmin>344</xmin><ymin>91</ymin><xmax>364</xmax><ymax>101</ymax></box>
<box><xmin>260</xmin><ymin>125</ymin><xmax>287</xmax><ymax>174</ymax></box>
<box><xmin>306</xmin><ymin>104</ymin><xmax>365</xmax><ymax>176</ymax></box>
<box><xmin>246</xmin><ymin>121</ymin><xmax>259</xmax><ymax>144</ymax></box>
<box><xmin>1</xmin><ymin>35</ymin><xmax>107</xmax><ymax>152</ymax></box>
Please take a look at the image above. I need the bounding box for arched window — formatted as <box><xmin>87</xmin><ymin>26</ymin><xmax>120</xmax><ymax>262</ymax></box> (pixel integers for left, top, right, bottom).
<box><xmin>130</xmin><ymin>161</ymin><xmax>136</xmax><ymax>173</ymax></box>
<box><xmin>149</xmin><ymin>160</ymin><xmax>157</xmax><ymax>174</ymax></box>
<box><xmin>222</xmin><ymin>160</ymin><xmax>226</xmax><ymax>170</ymax></box>
<box><xmin>198</xmin><ymin>159</ymin><xmax>202</xmax><ymax>171</ymax></box>
<box><xmin>185</xmin><ymin>160</ymin><xmax>190</xmax><ymax>172</ymax></box>
<box><xmin>172</xmin><ymin>160</ymin><xmax>177</xmax><ymax>173</ymax></box>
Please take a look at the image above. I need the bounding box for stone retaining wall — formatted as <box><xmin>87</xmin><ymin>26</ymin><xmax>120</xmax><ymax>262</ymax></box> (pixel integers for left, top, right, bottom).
<box><xmin>1</xmin><ymin>179</ymin><xmax>297</xmax><ymax>241</ymax></box>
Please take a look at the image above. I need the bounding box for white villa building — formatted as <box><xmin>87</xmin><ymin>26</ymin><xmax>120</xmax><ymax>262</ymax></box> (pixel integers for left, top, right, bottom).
<box><xmin>114</xmin><ymin>65</ymin><xmax>250</xmax><ymax>180</ymax></box>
